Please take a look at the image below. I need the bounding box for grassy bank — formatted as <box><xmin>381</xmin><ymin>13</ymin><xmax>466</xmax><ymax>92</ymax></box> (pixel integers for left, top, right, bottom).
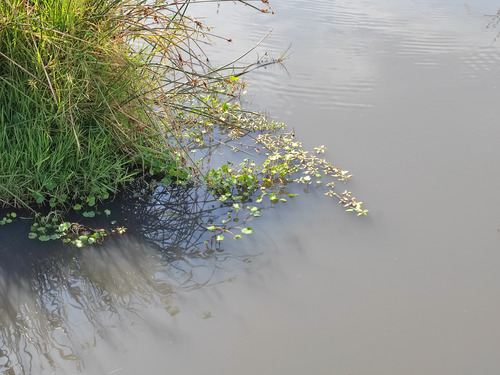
<box><xmin>0</xmin><ymin>0</ymin><xmax>212</xmax><ymax>209</ymax></box>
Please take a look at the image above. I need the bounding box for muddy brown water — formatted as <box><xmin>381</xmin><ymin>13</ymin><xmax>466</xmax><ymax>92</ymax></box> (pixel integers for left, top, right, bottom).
<box><xmin>1</xmin><ymin>1</ymin><xmax>500</xmax><ymax>374</ymax></box>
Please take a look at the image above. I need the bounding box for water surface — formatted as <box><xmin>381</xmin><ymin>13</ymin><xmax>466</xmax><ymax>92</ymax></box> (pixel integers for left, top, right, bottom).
<box><xmin>2</xmin><ymin>1</ymin><xmax>500</xmax><ymax>374</ymax></box>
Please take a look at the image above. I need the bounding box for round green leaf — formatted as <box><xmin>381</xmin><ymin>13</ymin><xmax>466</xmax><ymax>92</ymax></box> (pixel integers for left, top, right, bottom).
<box><xmin>241</xmin><ymin>227</ymin><xmax>253</xmax><ymax>235</ymax></box>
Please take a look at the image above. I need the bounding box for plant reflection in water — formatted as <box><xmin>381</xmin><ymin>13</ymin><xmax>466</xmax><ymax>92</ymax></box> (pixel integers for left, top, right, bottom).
<box><xmin>0</xmin><ymin>183</ymin><xmax>260</xmax><ymax>374</ymax></box>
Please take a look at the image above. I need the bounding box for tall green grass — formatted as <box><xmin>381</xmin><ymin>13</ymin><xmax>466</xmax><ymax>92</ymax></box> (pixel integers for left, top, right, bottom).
<box><xmin>0</xmin><ymin>0</ymin><xmax>228</xmax><ymax>209</ymax></box>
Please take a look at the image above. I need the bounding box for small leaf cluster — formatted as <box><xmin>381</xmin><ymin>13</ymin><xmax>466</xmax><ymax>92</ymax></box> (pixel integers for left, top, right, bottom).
<box><xmin>28</xmin><ymin>214</ymin><xmax>67</xmax><ymax>242</ymax></box>
<box><xmin>178</xmin><ymin>78</ymin><xmax>285</xmax><ymax>150</ymax></box>
<box><xmin>201</xmin><ymin>130</ymin><xmax>367</xmax><ymax>216</ymax></box>
<box><xmin>204</xmin><ymin>222</ymin><xmax>255</xmax><ymax>253</ymax></box>
<box><xmin>0</xmin><ymin>212</ymin><xmax>16</xmax><ymax>225</ymax></box>
<box><xmin>326</xmin><ymin>190</ymin><xmax>369</xmax><ymax>216</ymax></box>
<box><xmin>204</xmin><ymin>159</ymin><xmax>259</xmax><ymax>199</ymax></box>
<box><xmin>73</xmin><ymin>202</ymin><xmax>112</xmax><ymax>219</ymax></box>
<box><xmin>29</xmin><ymin>218</ymin><xmax>108</xmax><ymax>247</ymax></box>
<box><xmin>256</xmin><ymin>132</ymin><xmax>368</xmax><ymax>215</ymax></box>
<box><xmin>27</xmin><ymin>209</ymin><xmax>124</xmax><ymax>247</ymax></box>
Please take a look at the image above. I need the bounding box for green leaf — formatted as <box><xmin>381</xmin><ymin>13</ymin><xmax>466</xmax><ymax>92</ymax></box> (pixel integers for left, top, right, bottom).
<box><xmin>161</xmin><ymin>177</ymin><xmax>172</xmax><ymax>185</ymax></box>
<box><xmin>207</xmin><ymin>225</ymin><xmax>216</xmax><ymax>231</ymax></box>
<box><xmin>45</xmin><ymin>179</ymin><xmax>57</xmax><ymax>191</ymax></box>
<box><xmin>33</xmin><ymin>191</ymin><xmax>45</xmax><ymax>204</ymax></box>
<box><xmin>28</xmin><ymin>232</ymin><xmax>37</xmax><ymax>239</ymax></box>
<box><xmin>234</xmin><ymin>235</ymin><xmax>242</xmax><ymax>240</ymax></box>
<box><xmin>241</xmin><ymin>227</ymin><xmax>253</xmax><ymax>235</ymax></box>
<box><xmin>87</xmin><ymin>196</ymin><xmax>96</xmax><ymax>207</ymax></box>
<box><xmin>73</xmin><ymin>204</ymin><xmax>82</xmax><ymax>211</ymax></box>
<box><xmin>58</xmin><ymin>222</ymin><xmax>70</xmax><ymax>232</ymax></box>
<box><xmin>216</xmin><ymin>234</ymin><xmax>225</xmax><ymax>241</ymax></box>
<box><xmin>104</xmin><ymin>209</ymin><xmax>111</xmax><ymax>216</ymax></box>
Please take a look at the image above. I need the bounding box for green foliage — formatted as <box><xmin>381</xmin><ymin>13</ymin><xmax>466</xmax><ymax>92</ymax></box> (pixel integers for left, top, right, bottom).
<box><xmin>0</xmin><ymin>0</ymin><xmax>212</xmax><ymax>210</ymax></box>
<box><xmin>27</xmin><ymin>210</ymin><xmax>125</xmax><ymax>247</ymax></box>
<box><xmin>204</xmin><ymin>159</ymin><xmax>259</xmax><ymax>198</ymax></box>
<box><xmin>197</xmin><ymin>95</ymin><xmax>368</xmax><ymax>216</ymax></box>
<box><xmin>0</xmin><ymin>212</ymin><xmax>16</xmax><ymax>225</ymax></box>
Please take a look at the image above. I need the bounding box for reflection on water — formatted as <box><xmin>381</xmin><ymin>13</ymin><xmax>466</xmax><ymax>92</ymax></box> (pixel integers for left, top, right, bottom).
<box><xmin>0</xmin><ymin>240</ymin><xmax>167</xmax><ymax>373</ymax></box>
<box><xmin>0</xmin><ymin>238</ymin><xmax>170</xmax><ymax>373</ymax></box>
<box><xmin>118</xmin><ymin>183</ymin><xmax>262</xmax><ymax>288</ymax></box>
<box><xmin>0</xmin><ymin>184</ymin><xmax>259</xmax><ymax>374</ymax></box>
<box><xmin>121</xmin><ymin>183</ymin><xmax>221</xmax><ymax>255</ymax></box>
<box><xmin>485</xmin><ymin>7</ymin><xmax>500</xmax><ymax>42</ymax></box>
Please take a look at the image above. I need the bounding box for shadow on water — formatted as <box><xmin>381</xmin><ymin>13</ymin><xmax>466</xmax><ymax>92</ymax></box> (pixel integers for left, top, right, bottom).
<box><xmin>0</xmin><ymin>183</ymin><xmax>259</xmax><ymax>374</ymax></box>
<box><xmin>117</xmin><ymin>182</ymin><xmax>262</xmax><ymax>288</ymax></box>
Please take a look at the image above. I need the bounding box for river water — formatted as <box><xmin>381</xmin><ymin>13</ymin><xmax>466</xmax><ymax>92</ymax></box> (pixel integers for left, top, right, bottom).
<box><xmin>2</xmin><ymin>1</ymin><xmax>500</xmax><ymax>374</ymax></box>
